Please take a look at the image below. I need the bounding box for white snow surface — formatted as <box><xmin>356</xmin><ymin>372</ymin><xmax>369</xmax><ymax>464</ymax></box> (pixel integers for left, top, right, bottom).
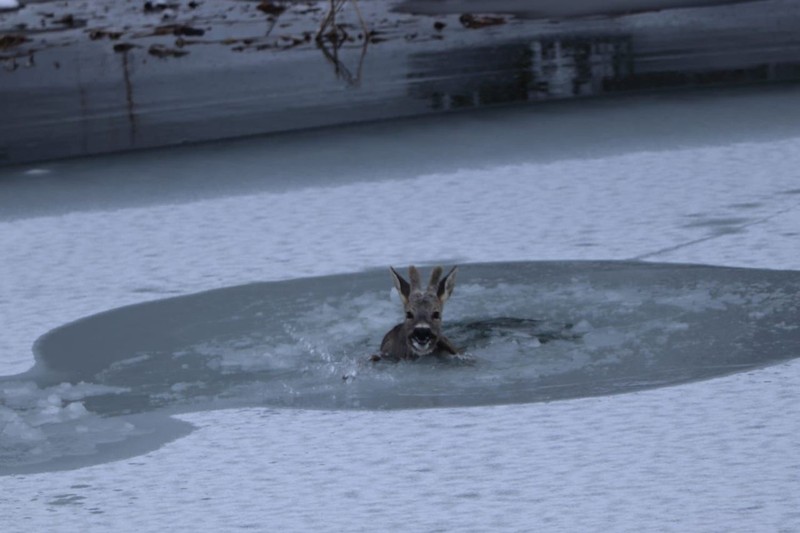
<box><xmin>2</xmin><ymin>88</ymin><xmax>800</xmax><ymax>531</ymax></box>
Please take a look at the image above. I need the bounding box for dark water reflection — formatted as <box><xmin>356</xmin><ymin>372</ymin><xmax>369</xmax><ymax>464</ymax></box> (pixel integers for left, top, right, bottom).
<box><xmin>2</xmin><ymin>0</ymin><xmax>800</xmax><ymax>163</ymax></box>
<box><xmin>408</xmin><ymin>31</ymin><xmax>800</xmax><ymax>109</ymax></box>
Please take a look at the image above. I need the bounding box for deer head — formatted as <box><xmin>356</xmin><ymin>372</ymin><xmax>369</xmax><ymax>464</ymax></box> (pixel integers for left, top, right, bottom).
<box><xmin>380</xmin><ymin>265</ymin><xmax>458</xmax><ymax>359</ymax></box>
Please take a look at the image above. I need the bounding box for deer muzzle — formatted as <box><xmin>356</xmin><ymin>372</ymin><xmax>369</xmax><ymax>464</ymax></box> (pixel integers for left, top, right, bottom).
<box><xmin>409</xmin><ymin>325</ymin><xmax>436</xmax><ymax>355</ymax></box>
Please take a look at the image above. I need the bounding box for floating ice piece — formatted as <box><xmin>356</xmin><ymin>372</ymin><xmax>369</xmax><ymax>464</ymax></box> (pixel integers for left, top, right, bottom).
<box><xmin>0</xmin><ymin>0</ymin><xmax>20</xmax><ymax>11</ymax></box>
<box><xmin>0</xmin><ymin>380</ymin><xmax>132</xmax><ymax>472</ymax></box>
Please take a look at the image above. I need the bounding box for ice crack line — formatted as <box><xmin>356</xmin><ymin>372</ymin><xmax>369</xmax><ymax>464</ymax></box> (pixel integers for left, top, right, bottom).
<box><xmin>631</xmin><ymin>203</ymin><xmax>799</xmax><ymax>261</ymax></box>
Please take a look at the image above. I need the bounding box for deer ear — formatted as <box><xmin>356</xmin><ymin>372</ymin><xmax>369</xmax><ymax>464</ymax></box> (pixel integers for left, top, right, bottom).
<box><xmin>437</xmin><ymin>266</ymin><xmax>457</xmax><ymax>303</ymax></box>
<box><xmin>390</xmin><ymin>267</ymin><xmax>411</xmax><ymax>305</ymax></box>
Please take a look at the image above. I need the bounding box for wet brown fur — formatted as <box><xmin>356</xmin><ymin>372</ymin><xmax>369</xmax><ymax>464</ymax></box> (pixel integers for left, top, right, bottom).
<box><xmin>376</xmin><ymin>265</ymin><xmax>458</xmax><ymax>361</ymax></box>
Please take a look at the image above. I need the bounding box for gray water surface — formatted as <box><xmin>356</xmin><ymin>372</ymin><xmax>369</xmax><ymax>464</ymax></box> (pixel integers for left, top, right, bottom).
<box><xmin>32</xmin><ymin>261</ymin><xmax>800</xmax><ymax>411</ymax></box>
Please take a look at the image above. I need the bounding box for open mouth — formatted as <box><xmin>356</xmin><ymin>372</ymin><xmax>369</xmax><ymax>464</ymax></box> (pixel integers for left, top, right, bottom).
<box><xmin>410</xmin><ymin>335</ymin><xmax>436</xmax><ymax>355</ymax></box>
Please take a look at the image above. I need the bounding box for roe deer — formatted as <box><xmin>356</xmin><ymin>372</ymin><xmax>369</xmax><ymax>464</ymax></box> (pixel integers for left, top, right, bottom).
<box><xmin>376</xmin><ymin>265</ymin><xmax>459</xmax><ymax>361</ymax></box>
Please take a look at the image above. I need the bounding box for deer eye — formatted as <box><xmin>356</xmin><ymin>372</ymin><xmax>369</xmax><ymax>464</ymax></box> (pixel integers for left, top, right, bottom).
<box><xmin>405</xmin><ymin>311</ymin><xmax>414</xmax><ymax>320</ymax></box>
<box><xmin>432</xmin><ymin>311</ymin><xmax>441</xmax><ymax>320</ymax></box>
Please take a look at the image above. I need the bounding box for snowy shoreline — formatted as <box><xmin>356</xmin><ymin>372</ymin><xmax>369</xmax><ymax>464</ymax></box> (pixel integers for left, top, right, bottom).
<box><xmin>3</xmin><ymin>0</ymin><xmax>800</xmax><ymax>164</ymax></box>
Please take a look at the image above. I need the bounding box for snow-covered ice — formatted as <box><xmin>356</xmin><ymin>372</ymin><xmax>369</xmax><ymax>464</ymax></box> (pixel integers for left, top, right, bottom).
<box><xmin>1</xmin><ymin>86</ymin><xmax>800</xmax><ymax>531</ymax></box>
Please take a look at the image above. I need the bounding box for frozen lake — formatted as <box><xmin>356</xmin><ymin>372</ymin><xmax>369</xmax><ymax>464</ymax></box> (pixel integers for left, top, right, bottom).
<box><xmin>1</xmin><ymin>81</ymin><xmax>800</xmax><ymax>530</ymax></box>
<box><xmin>3</xmin><ymin>1</ymin><xmax>800</xmax><ymax>529</ymax></box>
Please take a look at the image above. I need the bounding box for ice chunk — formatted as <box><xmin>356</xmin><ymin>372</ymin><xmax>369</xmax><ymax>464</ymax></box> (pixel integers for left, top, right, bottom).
<box><xmin>0</xmin><ymin>406</ymin><xmax>45</xmax><ymax>444</ymax></box>
<box><xmin>0</xmin><ymin>380</ymin><xmax>134</xmax><ymax>470</ymax></box>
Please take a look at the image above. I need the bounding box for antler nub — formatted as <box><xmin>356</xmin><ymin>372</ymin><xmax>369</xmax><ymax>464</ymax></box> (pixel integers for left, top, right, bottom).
<box><xmin>408</xmin><ymin>265</ymin><xmax>422</xmax><ymax>291</ymax></box>
<box><xmin>427</xmin><ymin>266</ymin><xmax>443</xmax><ymax>291</ymax></box>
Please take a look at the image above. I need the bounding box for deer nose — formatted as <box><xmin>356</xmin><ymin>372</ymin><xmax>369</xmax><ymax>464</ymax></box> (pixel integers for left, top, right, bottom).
<box><xmin>411</xmin><ymin>327</ymin><xmax>434</xmax><ymax>343</ymax></box>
